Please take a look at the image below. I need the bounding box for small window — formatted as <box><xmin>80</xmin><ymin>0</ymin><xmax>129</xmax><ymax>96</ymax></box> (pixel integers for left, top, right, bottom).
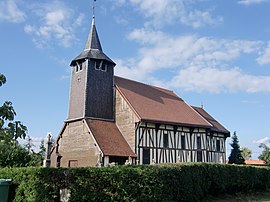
<box><xmin>163</xmin><ymin>133</ymin><xmax>168</xmax><ymax>148</ymax></box>
<box><xmin>101</xmin><ymin>62</ymin><xmax>107</xmax><ymax>71</ymax></box>
<box><xmin>75</xmin><ymin>62</ymin><xmax>83</xmax><ymax>72</ymax></box>
<box><xmin>197</xmin><ymin>151</ymin><xmax>202</xmax><ymax>162</ymax></box>
<box><xmin>216</xmin><ymin>139</ymin><xmax>220</xmax><ymax>152</ymax></box>
<box><xmin>56</xmin><ymin>155</ymin><xmax>62</xmax><ymax>168</ymax></box>
<box><xmin>95</xmin><ymin>60</ymin><xmax>101</xmax><ymax>70</ymax></box>
<box><xmin>95</xmin><ymin>60</ymin><xmax>107</xmax><ymax>72</ymax></box>
<box><xmin>197</xmin><ymin>136</ymin><xmax>201</xmax><ymax>149</ymax></box>
<box><xmin>143</xmin><ymin>148</ymin><xmax>150</xmax><ymax>164</ymax></box>
<box><xmin>69</xmin><ymin>160</ymin><xmax>78</xmax><ymax>167</ymax></box>
<box><xmin>181</xmin><ymin>135</ymin><xmax>185</xmax><ymax>149</ymax></box>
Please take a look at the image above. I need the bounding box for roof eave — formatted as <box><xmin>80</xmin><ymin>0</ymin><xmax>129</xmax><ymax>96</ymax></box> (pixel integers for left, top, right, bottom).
<box><xmin>103</xmin><ymin>153</ymin><xmax>137</xmax><ymax>158</ymax></box>
<box><xmin>70</xmin><ymin>50</ymin><xmax>116</xmax><ymax>66</ymax></box>
<box><xmin>140</xmin><ymin>118</ymin><xmax>212</xmax><ymax>129</ymax></box>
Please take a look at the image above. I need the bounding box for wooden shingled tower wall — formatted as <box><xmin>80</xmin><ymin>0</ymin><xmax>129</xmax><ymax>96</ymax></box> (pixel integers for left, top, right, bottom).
<box><xmin>68</xmin><ymin>16</ymin><xmax>116</xmax><ymax>121</ymax></box>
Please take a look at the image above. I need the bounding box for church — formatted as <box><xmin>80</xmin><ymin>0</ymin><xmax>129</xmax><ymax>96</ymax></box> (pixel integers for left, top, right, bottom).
<box><xmin>50</xmin><ymin>14</ymin><xmax>230</xmax><ymax>167</ymax></box>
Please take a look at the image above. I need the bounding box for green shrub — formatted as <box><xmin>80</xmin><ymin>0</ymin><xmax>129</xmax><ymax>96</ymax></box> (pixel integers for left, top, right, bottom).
<box><xmin>1</xmin><ymin>163</ymin><xmax>270</xmax><ymax>202</ymax></box>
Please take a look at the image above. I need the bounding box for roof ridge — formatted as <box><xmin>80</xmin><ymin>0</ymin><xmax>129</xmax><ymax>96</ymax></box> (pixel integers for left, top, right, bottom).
<box><xmin>192</xmin><ymin>106</ymin><xmax>221</xmax><ymax>122</ymax></box>
<box><xmin>114</xmin><ymin>75</ymin><xmax>174</xmax><ymax>93</ymax></box>
<box><xmin>192</xmin><ymin>106</ymin><xmax>229</xmax><ymax>134</ymax></box>
<box><xmin>190</xmin><ymin>105</ymin><xmax>213</xmax><ymax>127</ymax></box>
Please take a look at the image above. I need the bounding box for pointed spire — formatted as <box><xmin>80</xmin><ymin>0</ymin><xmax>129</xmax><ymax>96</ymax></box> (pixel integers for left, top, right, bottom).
<box><xmin>84</xmin><ymin>16</ymin><xmax>103</xmax><ymax>51</ymax></box>
<box><xmin>70</xmin><ymin>0</ymin><xmax>115</xmax><ymax>66</ymax></box>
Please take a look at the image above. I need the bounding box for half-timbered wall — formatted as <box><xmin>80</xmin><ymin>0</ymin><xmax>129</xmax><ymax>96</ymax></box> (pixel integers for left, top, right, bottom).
<box><xmin>115</xmin><ymin>89</ymin><xmax>139</xmax><ymax>152</ymax></box>
<box><xmin>206</xmin><ymin>132</ymin><xmax>226</xmax><ymax>163</ymax></box>
<box><xmin>53</xmin><ymin>120</ymin><xmax>101</xmax><ymax>167</ymax></box>
<box><xmin>114</xmin><ymin>89</ymin><xmax>227</xmax><ymax>164</ymax></box>
<box><xmin>135</xmin><ymin>122</ymin><xmax>227</xmax><ymax>164</ymax></box>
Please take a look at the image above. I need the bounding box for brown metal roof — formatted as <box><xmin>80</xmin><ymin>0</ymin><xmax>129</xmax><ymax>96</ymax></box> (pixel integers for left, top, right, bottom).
<box><xmin>192</xmin><ymin>106</ymin><xmax>230</xmax><ymax>135</ymax></box>
<box><xmin>86</xmin><ymin>119</ymin><xmax>136</xmax><ymax>157</ymax></box>
<box><xmin>114</xmin><ymin>76</ymin><xmax>211</xmax><ymax>127</ymax></box>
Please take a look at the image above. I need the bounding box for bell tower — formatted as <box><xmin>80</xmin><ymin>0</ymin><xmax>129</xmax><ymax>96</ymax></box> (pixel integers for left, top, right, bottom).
<box><xmin>67</xmin><ymin>15</ymin><xmax>116</xmax><ymax>121</ymax></box>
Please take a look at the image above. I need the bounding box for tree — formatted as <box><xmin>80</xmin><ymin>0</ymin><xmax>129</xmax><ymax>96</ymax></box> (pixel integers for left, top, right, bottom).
<box><xmin>258</xmin><ymin>143</ymin><xmax>270</xmax><ymax>164</ymax></box>
<box><xmin>28</xmin><ymin>140</ymin><xmax>46</xmax><ymax>166</ymax></box>
<box><xmin>0</xmin><ymin>144</ymin><xmax>32</xmax><ymax>167</ymax></box>
<box><xmin>39</xmin><ymin>139</ymin><xmax>46</xmax><ymax>159</ymax></box>
<box><xmin>0</xmin><ymin>73</ymin><xmax>46</xmax><ymax>167</ymax></box>
<box><xmin>0</xmin><ymin>73</ymin><xmax>29</xmax><ymax>167</ymax></box>
<box><xmin>240</xmin><ymin>147</ymin><xmax>252</xmax><ymax>160</ymax></box>
<box><xmin>24</xmin><ymin>135</ymin><xmax>35</xmax><ymax>153</ymax></box>
<box><xmin>228</xmin><ymin>131</ymin><xmax>245</xmax><ymax>164</ymax></box>
<box><xmin>0</xmin><ymin>73</ymin><xmax>6</xmax><ymax>86</ymax></box>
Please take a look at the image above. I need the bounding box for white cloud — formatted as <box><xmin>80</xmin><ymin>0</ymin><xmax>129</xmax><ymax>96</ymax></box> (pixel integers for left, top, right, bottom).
<box><xmin>112</xmin><ymin>0</ymin><xmax>127</xmax><ymax>6</ymax></box>
<box><xmin>253</xmin><ymin>137</ymin><xmax>270</xmax><ymax>145</ymax></box>
<box><xmin>130</xmin><ymin>0</ymin><xmax>181</xmax><ymax>27</ymax></box>
<box><xmin>126</xmin><ymin>28</ymin><xmax>261</xmax><ymax>68</ymax></box>
<box><xmin>114</xmin><ymin>0</ymin><xmax>222</xmax><ymax>28</ymax></box>
<box><xmin>169</xmin><ymin>66</ymin><xmax>270</xmax><ymax>93</ymax></box>
<box><xmin>238</xmin><ymin>0</ymin><xmax>269</xmax><ymax>5</ymax></box>
<box><xmin>24</xmin><ymin>1</ymin><xmax>85</xmax><ymax>48</ymax></box>
<box><xmin>180</xmin><ymin>9</ymin><xmax>223</xmax><ymax>29</ymax></box>
<box><xmin>115</xmin><ymin>28</ymin><xmax>270</xmax><ymax>93</ymax></box>
<box><xmin>114</xmin><ymin>16</ymin><xmax>129</xmax><ymax>26</ymax></box>
<box><xmin>128</xmin><ymin>28</ymin><xmax>167</xmax><ymax>44</ymax></box>
<box><xmin>257</xmin><ymin>42</ymin><xmax>270</xmax><ymax>64</ymax></box>
<box><xmin>0</xmin><ymin>0</ymin><xmax>25</xmax><ymax>23</ymax></box>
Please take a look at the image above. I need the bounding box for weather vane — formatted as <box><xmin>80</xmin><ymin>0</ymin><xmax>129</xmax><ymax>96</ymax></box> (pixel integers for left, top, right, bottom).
<box><xmin>92</xmin><ymin>0</ymin><xmax>97</xmax><ymax>18</ymax></box>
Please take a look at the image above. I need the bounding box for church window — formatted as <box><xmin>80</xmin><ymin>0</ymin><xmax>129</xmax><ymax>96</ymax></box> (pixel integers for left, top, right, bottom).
<box><xmin>163</xmin><ymin>132</ymin><xmax>168</xmax><ymax>148</ymax></box>
<box><xmin>75</xmin><ymin>62</ymin><xmax>83</xmax><ymax>72</ymax></box>
<box><xmin>101</xmin><ymin>62</ymin><xmax>107</xmax><ymax>71</ymax></box>
<box><xmin>197</xmin><ymin>151</ymin><xmax>202</xmax><ymax>162</ymax></box>
<box><xmin>95</xmin><ymin>60</ymin><xmax>101</xmax><ymax>70</ymax></box>
<box><xmin>143</xmin><ymin>148</ymin><xmax>150</xmax><ymax>164</ymax></box>
<box><xmin>197</xmin><ymin>136</ymin><xmax>201</xmax><ymax>149</ymax></box>
<box><xmin>181</xmin><ymin>135</ymin><xmax>185</xmax><ymax>149</ymax></box>
<box><xmin>216</xmin><ymin>139</ymin><xmax>220</xmax><ymax>152</ymax></box>
<box><xmin>68</xmin><ymin>160</ymin><xmax>78</xmax><ymax>167</ymax></box>
<box><xmin>95</xmin><ymin>60</ymin><xmax>107</xmax><ymax>72</ymax></box>
<box><xmin>56</xmin><ymin>155</ymin><xmax>62</xmax><ymax>168</ymax></box>
<box><xmin>197</xmin><ymin>135</ymin><xmax>202</xmax><ymax>162</ymax></box>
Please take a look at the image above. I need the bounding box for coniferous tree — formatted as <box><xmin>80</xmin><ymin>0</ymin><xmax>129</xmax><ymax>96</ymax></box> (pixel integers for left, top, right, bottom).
<box><xmin>228</xmin><ymin>131</ymin><xmax>245</xmax><ymax>164</ymax></box>
<box><xmin>24</xmin><ymin>135</ymin><xmax>34</xmax><ymax>153</ymax></box>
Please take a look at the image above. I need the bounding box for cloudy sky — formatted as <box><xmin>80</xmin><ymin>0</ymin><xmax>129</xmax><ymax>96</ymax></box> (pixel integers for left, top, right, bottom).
<box><xmin>1</xmin><ymin>0</ymin><xmax>270</xmax><ymax>158</ymax></box>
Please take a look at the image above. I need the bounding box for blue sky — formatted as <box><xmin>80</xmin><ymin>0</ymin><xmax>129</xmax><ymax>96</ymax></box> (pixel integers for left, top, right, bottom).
<box><xmin>1</xmin><ymin>0</ymin><xmax>270</xmax><ymax>159</ymax></box>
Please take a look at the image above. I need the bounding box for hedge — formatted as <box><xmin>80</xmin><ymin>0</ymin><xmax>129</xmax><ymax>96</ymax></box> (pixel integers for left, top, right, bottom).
<box><xmin>1</xmin><ymin>163</ymin><xmax>270</xmax><ymax>202</ymax></box>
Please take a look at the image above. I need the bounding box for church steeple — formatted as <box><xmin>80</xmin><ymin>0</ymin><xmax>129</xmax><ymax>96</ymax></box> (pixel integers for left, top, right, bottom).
<box><xmin>68</xmin><ymin>11</ymin><xmax>116</xmax><ymax>121</ymax></box>
<box><xmin>84</xmin><ymin>16</ymin><xmax>102</xmax><ymax>51</ymax></box>
<box><xmin>70</xmin><ymin>15</ymin><xmax>115</xmax><ymax>66</ymax></box>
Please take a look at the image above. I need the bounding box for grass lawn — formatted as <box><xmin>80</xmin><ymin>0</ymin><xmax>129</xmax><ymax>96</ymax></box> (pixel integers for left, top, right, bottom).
<box><xmin>204</xmin><ymin>190</ymin><xmax>270</xmax><ymax>202</ymax></box>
